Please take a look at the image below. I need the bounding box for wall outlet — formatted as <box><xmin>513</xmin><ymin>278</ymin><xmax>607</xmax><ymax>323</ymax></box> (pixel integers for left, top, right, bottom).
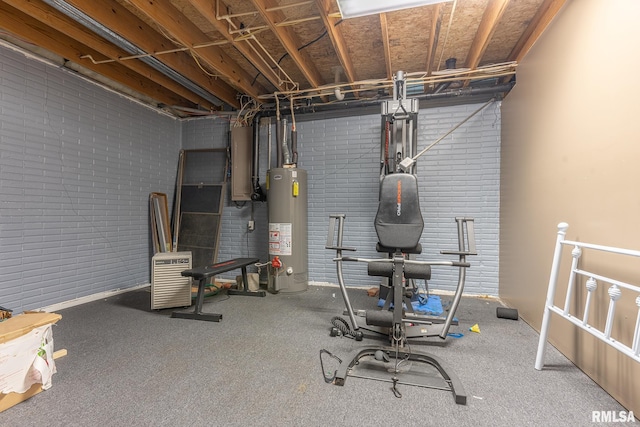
<box><xmin>248</xmin><ymin>220</ymin><xmax>255</xmax><ymax>231</ymax></box>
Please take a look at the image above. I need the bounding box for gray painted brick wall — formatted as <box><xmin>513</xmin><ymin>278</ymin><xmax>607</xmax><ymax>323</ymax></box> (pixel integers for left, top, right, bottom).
<box><xmin>182</xmin><ymin>102</ymin><xmax>501</xmax><ymax>295</ymax></box>
<box><xmin>0</xmin><ymin>45</ymin><xmax>180</xmax><ymax>313</ymax></box>
<box><xmin>1</xmin><ymin>41</ymin><xmax>501</xmax><ymax>315</ymax></box>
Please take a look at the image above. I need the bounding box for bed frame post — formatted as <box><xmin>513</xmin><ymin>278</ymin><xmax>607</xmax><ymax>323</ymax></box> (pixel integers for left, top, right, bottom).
<box><xmin>535</xmin><ymin>222</ymin><xmax>569</xmax><ymax>370</ymax></box>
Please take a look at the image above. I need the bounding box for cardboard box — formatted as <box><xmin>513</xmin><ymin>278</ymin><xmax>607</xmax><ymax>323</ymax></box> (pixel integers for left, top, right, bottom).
<box><xmin>0</xmin><ymin>312</ymin><xmax>61</xmax><ymax>412</ymax></box>
<box><xmin>236</xmin><ymin>273</ymin><xmax>260</xmax><ymax>291</ymax></box>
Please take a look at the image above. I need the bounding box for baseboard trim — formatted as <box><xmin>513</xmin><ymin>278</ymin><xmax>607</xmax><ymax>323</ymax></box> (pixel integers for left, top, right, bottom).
<box><xmin>36</xmin><ymin>281</ymin><xmax>496</xmax><ymax>313</ymax></box>
<box><xmin>38</xmin><ymin>283</ymin><xmax>150</xmax><ymax>313</ymax></box>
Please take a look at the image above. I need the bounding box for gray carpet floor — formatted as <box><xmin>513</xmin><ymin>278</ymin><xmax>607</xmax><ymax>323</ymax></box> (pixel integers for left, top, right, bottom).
<box><xmin>1</xmin><ymin>284</ymin><xmax>633</xmax><ymax>426</ymax></box>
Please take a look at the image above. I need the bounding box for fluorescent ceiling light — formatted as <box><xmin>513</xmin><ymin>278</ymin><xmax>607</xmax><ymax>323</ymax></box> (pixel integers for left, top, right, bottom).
<box><xmin>337</xmin><ymin>0</ymin><xmax>452</xmax><ymax>19</ymax></box>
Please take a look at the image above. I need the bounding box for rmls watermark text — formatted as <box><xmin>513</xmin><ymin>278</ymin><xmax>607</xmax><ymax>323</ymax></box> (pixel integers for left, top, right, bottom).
<box><xmin>592</xmin><ymin>411</ymin><xmax>636</xmax><ymax>423</ymax></box>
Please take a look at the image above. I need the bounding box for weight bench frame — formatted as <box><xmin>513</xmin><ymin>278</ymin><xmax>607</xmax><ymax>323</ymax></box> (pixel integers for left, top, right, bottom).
<box><xmin>171</xmin><ymin>257</ymin><xmax>263</xmax><ymax>322</ymax></box>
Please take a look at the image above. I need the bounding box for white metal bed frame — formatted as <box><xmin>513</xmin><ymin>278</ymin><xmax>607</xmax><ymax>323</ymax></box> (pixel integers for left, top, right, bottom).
<box><xmin>535</xmin><ymin>222</ymin><xmax>640</xmax><ymax>370</ymax></box>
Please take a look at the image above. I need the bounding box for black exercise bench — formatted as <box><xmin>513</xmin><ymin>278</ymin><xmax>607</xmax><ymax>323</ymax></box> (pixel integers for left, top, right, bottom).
<box><xmin>171</xmin><ymin>257</ymin><xmax>263</xmax><ymax>322</ymax></box>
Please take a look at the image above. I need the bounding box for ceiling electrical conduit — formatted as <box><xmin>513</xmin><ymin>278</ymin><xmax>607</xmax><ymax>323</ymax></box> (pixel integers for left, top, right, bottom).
<box><xmin>215</xmin><ymin>0</ymin><xmax>298</xmax><ymax>92</ymax></box>
<box><xmin>258</xmin><ymin>82</ymin><xmax>514</xmax><ymax>117</ymax></box>
<box><xmin>175</xmin><ymin>78</ymin><xmax>514</xmax><ymax>118</ymax></box>
<box><xmin>260</xmin><ymin>61</ymin><xmax>517</xmax><ymax>103</ymax></box>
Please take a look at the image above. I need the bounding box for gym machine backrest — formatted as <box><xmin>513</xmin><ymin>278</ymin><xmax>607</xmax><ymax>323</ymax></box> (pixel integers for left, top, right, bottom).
<box><xmin>374</xmin><ymin>173</ymin><xmax>423</xmax><ymax>253</ymax></box>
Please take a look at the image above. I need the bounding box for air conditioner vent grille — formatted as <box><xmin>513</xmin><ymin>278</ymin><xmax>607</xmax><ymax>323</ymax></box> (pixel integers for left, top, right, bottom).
<box><xmin>151</xmin><ymin>252</ymin><xmax>192</xmax><ymax>310</ymax></box>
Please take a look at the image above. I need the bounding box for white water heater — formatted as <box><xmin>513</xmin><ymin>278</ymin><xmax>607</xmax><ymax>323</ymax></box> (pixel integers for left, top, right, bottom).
<box><xmin>267</xmin><ymin>167</ymin><xmax>308</xmax><ymax>293</ymax></box>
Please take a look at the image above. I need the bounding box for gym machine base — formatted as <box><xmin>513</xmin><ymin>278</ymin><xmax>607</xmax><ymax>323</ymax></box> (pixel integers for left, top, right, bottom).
<box><xmin>326</xmin><ymin>211</ymin><xmax>475</xmax><ymax>404</ymax></box>
<box><xmin>334</xmin><ymin>346</ymin><xmax>467</xmax><ymax>404</ymax></box>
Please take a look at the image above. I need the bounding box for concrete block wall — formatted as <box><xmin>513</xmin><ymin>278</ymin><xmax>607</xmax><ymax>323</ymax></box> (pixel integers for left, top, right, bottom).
<box><xmin>182</xmin><ymin>102</ymin><xmax>501</xmax><ymax>295</ymax></box>
<box><xmin>0</xmin><ymin>45</ymin><xmax>180</xmax><ymax>313</ymax></box>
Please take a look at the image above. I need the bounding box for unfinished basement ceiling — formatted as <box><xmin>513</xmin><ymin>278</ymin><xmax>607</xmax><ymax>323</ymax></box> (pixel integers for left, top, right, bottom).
<box><xmin>0</xmin><ymin>0</ymin><xmax>565</xmax><ymax>117</ymax></box>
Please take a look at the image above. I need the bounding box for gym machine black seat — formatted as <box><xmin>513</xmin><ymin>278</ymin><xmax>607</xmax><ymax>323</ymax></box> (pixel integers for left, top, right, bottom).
<box><xmin>171</xmin><ymin>257</ymin><xmax>262</xmax><ymax>322</ymax></box>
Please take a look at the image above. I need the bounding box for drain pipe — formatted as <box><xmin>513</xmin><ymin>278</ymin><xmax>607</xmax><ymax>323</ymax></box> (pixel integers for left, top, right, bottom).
<box><xmin>334</xmin><ymin>67</ymin><xmax>345</xmax><ymax>101</ymax></box>
<box><xmin>291</xmin><ymin>123</ymin><xmax>298</xmax><ymax>165</ymax></box>
<box><xmin>275</xmin><ymin>110</ymin><xmax>283</xmax><ymax>168</ymax></box>
<box><xmin>251</xmin><ymin>112</ymin><xmax>266</xmax><ymax>201</ymax></box>
<box><xmin>433</xmin><ymin>58</ymin><xmax>458</xmax><ymax>94</ymax></box>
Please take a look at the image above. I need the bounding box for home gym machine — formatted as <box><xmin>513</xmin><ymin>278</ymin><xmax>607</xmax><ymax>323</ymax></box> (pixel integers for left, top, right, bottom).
<box><xmin>324</xmin><ymin>71</ymin><xmax>485</xmax><ymax>404</ymax></box>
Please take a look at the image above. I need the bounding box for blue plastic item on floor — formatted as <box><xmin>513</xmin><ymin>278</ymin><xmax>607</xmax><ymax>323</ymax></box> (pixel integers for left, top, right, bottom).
<box><xmin>378</xmin><ymin>294</ymin><xmax>444</xmax><ymax>316</ymax></box>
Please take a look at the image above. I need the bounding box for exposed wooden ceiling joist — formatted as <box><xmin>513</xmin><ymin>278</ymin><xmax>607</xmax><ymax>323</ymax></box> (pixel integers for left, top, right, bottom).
<box><xmin>426</xmin><ymin>4</ymin><xmax>443</xmax><ymax>76</ymax></box>
<box><xmin>126</xmin><ymin>0</ymin><xmax>265</xmax><ymax>100</ymax></box>
<box><xmin>187</xmin><ymin>0</ymin><xmax>285</xmax><ymax>91</ymax></box>
<box><xmin>508</xmin><ymin>0</ymin><xmax>567</xmax><ymax>62</ymax></box>
<box><xmin>466</xmin><ymin>0</ymin><xmax>511</xmax><ymax>70</ymax></box>
<box><xmin>3</xmin><ymin>0</ymin><xmax>218</xmax><ymax>111</ymax></box>
<box><xmin>424</xmin><ymin>4</ymin><xmax>443</xmax><ymax>92</ymax></box>
<box><xmin>62</xmin><ymin>0</ymin><xmax>240</xmax><ymax>109</ymax></box>
<box><xmin>0</xmin><ymin>0</ymin><xmax>562</xmax><ymax>116</ymax></box>
<box><xmin>250</xmin><ymin>0</ymin><xmax>325</xmax><ymax>90</ymax></box>
<box><xmin>0</xmin><ymin>2</ymin><xmax>195</xmax><ymax>108</ymax></box>
<box><xmin>379</xmin><ymin>12</ymin><xmax>392</xmax><ymax>80</ymax></box>
<box><xmin>315</xmin><ymin>0</ymin><xmax>357</xmax><ymax>84</ymax></box>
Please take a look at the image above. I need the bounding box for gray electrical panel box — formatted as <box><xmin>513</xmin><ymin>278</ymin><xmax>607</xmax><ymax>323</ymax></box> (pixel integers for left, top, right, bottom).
<box><xmin>231</xmin><ymin>125</ymin><xmax>253</xmax><ymax>201</ymax></box>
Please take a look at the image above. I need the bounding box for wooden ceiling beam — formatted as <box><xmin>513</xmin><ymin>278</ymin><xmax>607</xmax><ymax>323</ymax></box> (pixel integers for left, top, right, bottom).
<box><xmin>508</xmin><ymin>0</ymin><xmax>567</xmax><ymax>62</ymax></box>
<box><xmin>425</xmin><ymin>4</ymin><xmax>443</xmax><ymax>75</ymax></box>
<box><xmin>62</xmin><ymin>0</ymin><xmax>240</xmax><ymax>109</ymax></box>
<box><xmin>424</xmin><ymin>4</ymin><xmax>443</xmax><ymax>92</ymax></box>
<box><xmin>2</xmin><ymin>0</ymin><xmax>218</xmax><ymax>111</ymax></box>
<box><xmin>0</xmin><ymin>2</ymin><xmax>194</xmax><ymax>108</ymax></box>
<box><xmin>187</xmin><ymin>0</ymin><xmax>283</xmax><ymax>91</ymax></box>
<box><xmin>249</xmin><ymin>0</ymin><xmax>325</xmax><ymax>90</ymax></box>
<box><xmin>314</xmin><ymin>0</ymin><xmax>358</xmax><ymax>83</ymax></box>
<box><xmin>465</xmin><ymin>0</ymin><xmax>510</xmax><ymax>68</ymax></box>
<box><xmin>379</xmin><ymin>12</ymin><xmax>392</xmax><ymax>80</ymax></box>
<box><xmin>126</xmin><ymin>0</ymin><xmax>264</xmax><ymax>100</ymax></box>
<box><xmin>464</xmin><ymin>0</ymin><xmax>510</xmax><ymax>87</ymax></box>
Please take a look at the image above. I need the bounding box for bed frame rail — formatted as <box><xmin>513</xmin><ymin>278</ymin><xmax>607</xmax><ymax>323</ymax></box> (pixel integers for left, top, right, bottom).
<box><xmin>535</xmin><ymin>222</ymin><xmax>640</xmax><ymax>370</ymax></box>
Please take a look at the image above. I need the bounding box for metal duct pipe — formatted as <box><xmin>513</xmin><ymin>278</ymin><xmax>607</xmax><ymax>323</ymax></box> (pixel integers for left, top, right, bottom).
<box><xmin>433</xmin><ymin>58</ymin><xmax>458</xmax><ymax>94</ymax></box>
<box><xmin>281</xmin><ymin>118</ymin><xmax>291</xmax><ymax>165</ymax></box>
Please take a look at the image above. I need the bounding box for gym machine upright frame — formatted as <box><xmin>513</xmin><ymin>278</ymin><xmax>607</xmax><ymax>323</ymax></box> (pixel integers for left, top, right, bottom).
<box><xmin>323</xmin><ymin>71</ymin><xmax>484</xmax><ymax>404</ymax></box>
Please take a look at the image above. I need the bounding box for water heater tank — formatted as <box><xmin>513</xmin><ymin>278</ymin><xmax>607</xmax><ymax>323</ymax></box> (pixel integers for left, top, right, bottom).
<box><xmin>268</xmin><ymin>167</ymin><xmax>308</xmax><ymax>293</ymax></box>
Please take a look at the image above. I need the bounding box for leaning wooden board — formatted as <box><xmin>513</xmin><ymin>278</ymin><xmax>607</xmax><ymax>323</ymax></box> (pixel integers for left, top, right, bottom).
<box><xmin>0</xmin><ymin>312</ymin><xmax>61</xmax><ymax>344</ymax></box>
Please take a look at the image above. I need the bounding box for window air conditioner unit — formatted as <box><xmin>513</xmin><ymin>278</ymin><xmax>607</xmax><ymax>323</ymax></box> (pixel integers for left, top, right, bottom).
<box><xmin>151</xmin><ymin>252</ymin><xmax>192</xmax><ymax>310</ymax></box>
